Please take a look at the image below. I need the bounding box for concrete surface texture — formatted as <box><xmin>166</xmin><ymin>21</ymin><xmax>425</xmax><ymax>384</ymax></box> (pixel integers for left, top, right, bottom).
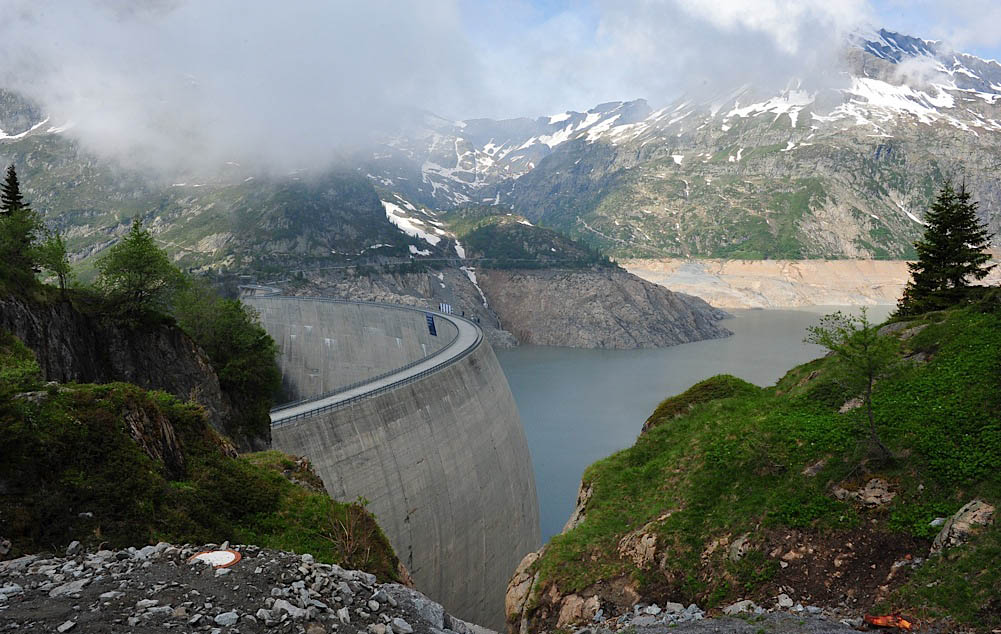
<box><xmin>249</xmin><ymin>297</ymin><xmax>457</xmax><ymax>400</ymax></box>
<box><xmin>246</xmin><ymin>296</ymin><xmax>541</xmax><ymax>630</ymax></box>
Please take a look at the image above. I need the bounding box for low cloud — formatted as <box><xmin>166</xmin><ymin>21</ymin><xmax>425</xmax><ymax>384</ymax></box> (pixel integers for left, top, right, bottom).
<box><xmin>1</xmin><ymin>0</ymin><xmax>885</xmax><ymax>175</ymax></box>
<box><xmin>0</xmin><ymin>0</ymin><xmax>485</xmax><ymax>174</ymax></box>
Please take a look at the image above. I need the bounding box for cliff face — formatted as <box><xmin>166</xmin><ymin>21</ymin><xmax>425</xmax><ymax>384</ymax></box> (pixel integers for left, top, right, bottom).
<box><xmin>293</xmin><ymin>266</ymin><xmax>730</xmax><ymax>351</ymax></box>
<box><xmin>476</xmin><ymin>268</ymin><xmax>731</xmax><ymax>349</ymax></box>
<box><xmin>0</xmin><ymin>295</ymin><xmax>266</xmax><ymax>450</ymax></box>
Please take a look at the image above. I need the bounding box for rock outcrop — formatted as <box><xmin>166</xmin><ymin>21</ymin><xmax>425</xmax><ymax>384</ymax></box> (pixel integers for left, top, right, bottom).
<box><xmin>476</xmin><ymin>268</ymin><xmax>731</xmax><ymax>349</ymax></box>
<box><xmin>0</xmin><ymin>295</ymin><xmax>264</xmax><ymax>450</ymax></box>
<box><xmin>931</xmin><ymin>499</ymin><xmax>995</xmax><ymax>554</ymax></box>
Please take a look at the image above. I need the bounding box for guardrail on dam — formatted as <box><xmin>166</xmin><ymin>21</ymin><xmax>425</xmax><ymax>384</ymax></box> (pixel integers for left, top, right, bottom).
<box><xmin>244</xmin><ymin>294</ymin><xmax>541</xmax><ymax>628</ymax></box>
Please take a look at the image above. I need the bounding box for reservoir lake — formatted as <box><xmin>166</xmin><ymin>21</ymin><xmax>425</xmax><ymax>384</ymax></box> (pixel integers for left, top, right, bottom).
<box><xmin>496</xmin><ymin>306</ymin><xmax>894</xmax><ymax>542</ymax></box>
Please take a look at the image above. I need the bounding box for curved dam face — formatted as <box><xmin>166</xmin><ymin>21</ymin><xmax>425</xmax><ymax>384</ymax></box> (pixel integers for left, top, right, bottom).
<box><xmin>246</xmin><ymin>296</ymin><xmax>541</xmax><ymax>628</ymax></box>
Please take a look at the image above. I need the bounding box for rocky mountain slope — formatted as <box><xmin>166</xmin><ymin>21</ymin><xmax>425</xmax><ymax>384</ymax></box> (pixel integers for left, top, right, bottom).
<box><xmin>365</xmin><ymin>30</ymin><xmax>1001</xmax><ymax>260</ymax></box>
<box><xmin>476</xmin><ymin>268</ymin><xmax>729</xmax><ymax>348</ymax></box>
<box><xmin>0</xmin><ymin>328</ymin><xmax>402</xmax><ymax>581</ymax></box>
<box><xmin>504</xmin><ymin>300</ymin><xmax>1001</xmax><ymax>633</ymax></box>
<box><xmin>281</xmin><ymin>201</ymin><xmax>731</xmax><ymax>350</ymax></box>
<box><xmin>624</xmin><ymin>256</ymin><xmax>1001</xmax><ymax>309</ymax></box>
<box><xmin>5</xmin><ymin>28</ymin><xmax>1001</xmax><ymax>270</ymax></box>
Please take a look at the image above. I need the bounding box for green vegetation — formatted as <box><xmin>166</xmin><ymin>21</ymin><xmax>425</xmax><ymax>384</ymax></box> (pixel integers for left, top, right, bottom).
<box><xmin>95</xmin><ymin>217</ymin><xmax>186</xmax><ymax>318</ymax></box>
<box><xmin>0</xmin><ymin>164</ymin><xmax>44</xmax><ymax>291</ymax></box>
<box><xmin>643</xmin><ymin>375</ymin><xmax>760</xmax><ymax>432</ymax></box>
<box><xmin>0</xmin><ymin>162</ymin><xmax>280</xmax><ymax>450</ymax></box>
<box><xmin>0</xmin><ymin>330</ymin><xmax>42</xmax><ymax>396</ymax></box>
<box><xmin>173</xmin><ymin>280</ymin><xmax>281</xmax><ymax>442</ymax></box>
<box><xmin>805</xmin><ymin>308</ymin><xmax>902</xmax><ymax>460</ymax></box>
<box><xmin>529</xmin><ymin>302</ymin><xmax>1001</xmax><ymax>630</ymax></box>
<box><xmin>37</xmin><ymin>228</ymin><xmax>73</xmax><ymax>291</ymax></box>
<box><xmin>0</xmin><ymin>336</ymin><xmax>399</xmax><ymax>580</ymax></box>
<box><xmin>898</xmin><ymin>182</ymin><xmax>995</xmax><ymax>316</ymax></box>
<box><xmin>441</xmin><ymin>206</ymin><xmax>613</xmax><ymax>269</ymax></box>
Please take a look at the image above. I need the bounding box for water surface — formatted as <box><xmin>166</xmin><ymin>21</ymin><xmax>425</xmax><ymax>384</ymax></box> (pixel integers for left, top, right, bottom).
<box><xmin>496</xmin><ymin>306</ymin><xmax>894</xmax><ymax>541</ymax></box>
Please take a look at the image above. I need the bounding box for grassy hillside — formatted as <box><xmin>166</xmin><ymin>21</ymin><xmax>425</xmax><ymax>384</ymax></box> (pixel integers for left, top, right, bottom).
<box><xmin>519</xmin><ymin>298</ymin><xmax>1001</xmax><ymax>631</ymax></box>
<box><xmin>0</xmin><ymin>330</ymin><xmax>401</xmax><ymax>581</ymax></box>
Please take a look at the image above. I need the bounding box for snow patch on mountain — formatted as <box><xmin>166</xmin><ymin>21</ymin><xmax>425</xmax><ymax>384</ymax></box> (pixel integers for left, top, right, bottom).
<box><xmin>0</xmin><ymin>117</ymin><xmax>50</xmax><ymax>140</ymax></box>
<box><xmin>725</xmin><ymin>90</ymin><xmax>813</xmax><ymax>127</ymax></box>
<box><xmin>382</xmin><ymin>200</ymin><xmax>442</xmax><ymax>246</ymax></box>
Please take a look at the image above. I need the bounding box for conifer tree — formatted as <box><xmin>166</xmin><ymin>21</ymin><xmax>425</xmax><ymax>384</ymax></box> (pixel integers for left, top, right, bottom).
<box><xmin>897</xmin><ymin>182</ymin><xmax>995</xmax><ymax>315</ymax></box>
<box><xmin>0</xmin><ymin>164</ymin><xmax>25</xmax><ymax>214</ymax></box>
<box><xmin>0</xmin><ymin>164</ymin><xmax>43</xmax><ymax>286</ymax></box>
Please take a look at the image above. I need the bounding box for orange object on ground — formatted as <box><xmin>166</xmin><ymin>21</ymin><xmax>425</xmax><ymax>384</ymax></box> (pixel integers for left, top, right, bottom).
<box><xmin>864</xmin><ymin>614</ymin><xmax>915</xmax><ymax>630</ymax></box>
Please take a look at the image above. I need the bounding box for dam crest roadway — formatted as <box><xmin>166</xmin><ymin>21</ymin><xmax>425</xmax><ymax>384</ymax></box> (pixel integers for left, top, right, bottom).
<box><xmin>242</xmin><ymin>290</ymin><xmax>541</xmax><ymax>629</ymax></box>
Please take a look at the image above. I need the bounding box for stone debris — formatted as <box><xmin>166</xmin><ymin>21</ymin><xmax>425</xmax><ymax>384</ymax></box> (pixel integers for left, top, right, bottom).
<box><xmin>0</xmin><ymin>542</ymin><xmax>489</xmax><ymax>634</ymax></box>
<box><xmin>722</xmin><ymin>599</ymin><xmax>762</xmax><ymax>615</ymax></box>
<box><xmin>832</xmin><ymin>478</ymin><xmax>896</xmax><ymax>506</ymax></box>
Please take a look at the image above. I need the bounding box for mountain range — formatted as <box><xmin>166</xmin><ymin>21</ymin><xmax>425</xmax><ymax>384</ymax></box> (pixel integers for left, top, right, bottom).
<box><xmin>2</xmin><ymin>28</ymin><xmax>1000</xmax><ymax>268</ymax></box>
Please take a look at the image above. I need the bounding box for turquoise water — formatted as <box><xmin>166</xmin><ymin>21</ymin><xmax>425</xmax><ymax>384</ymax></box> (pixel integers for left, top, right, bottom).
<box><xmin>496</xmin><ymin>306</ymin><xmax>894</xmax><ymax>541</ymax></box>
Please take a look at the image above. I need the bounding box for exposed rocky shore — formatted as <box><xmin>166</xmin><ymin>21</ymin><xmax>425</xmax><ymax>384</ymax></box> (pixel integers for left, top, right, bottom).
<box><xmin>476</xmin><ymin>268</ymin><xmax>730</xmax><ymax>349</ymax></box>
<box><xmin>288</xmin><ymin>266</ymin><xmax>731</xmax><ymax>350</ymax></box>
<box><xmin>624</xmin><ymin>257</ymin><xmax>1001</xmax><ymax>309</ymax></box>
<box><xmin>0</xmin><ymin>543</ymin><xmax>491</xmax><ymax>634</ymax></box>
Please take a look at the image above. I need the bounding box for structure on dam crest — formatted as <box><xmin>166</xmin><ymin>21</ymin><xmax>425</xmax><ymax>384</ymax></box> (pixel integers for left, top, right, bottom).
<box><xmin>243</xmin><ymin>293</ymin><xmax>541</xmax><ymax>628</ymax></box>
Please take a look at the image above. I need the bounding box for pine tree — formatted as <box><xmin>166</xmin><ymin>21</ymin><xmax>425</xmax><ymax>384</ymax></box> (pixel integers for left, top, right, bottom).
<box><xmin>897</xmin><ymin>182</ymin><xmax>995</xmax><ymax>315</ymax></box>
<box><xmin>0</xmin><ymin>164</ymin><xmax>26</xmax><ymax>214</ymax></box>
<box><xmin>0</xmin><ymin>164</ymin><xmax>43</xmax><ymax>286</ymax></box>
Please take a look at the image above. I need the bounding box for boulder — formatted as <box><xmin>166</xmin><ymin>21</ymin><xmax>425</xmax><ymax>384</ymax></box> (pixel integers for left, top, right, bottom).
<box><xmin>722</xmin><ymin>599</ymin><xmax>760</xmax><ymax>615</ymax></box>
<box><xmin>728</xmin><ymin>533</ymin><xmax>752</xmax><ymax>562</ymax></box>
<box><xmin>562</xmin><ymin>483</ymin><xmax>593</xmax><ymax>533</ymax></box>
<box><xmin>932</xmin><ymin>499</ymin><xmax>995</xmax><ymax>553</ymax></box>
<box><xmin>556</xmin><ymin>595</ymin><xmax>600</xmax><ymax>628</ymax></box>
<box><xmin>505</xmin><ymin>551</ymin><xmax>541</xmax><ymax>622</ymax></box>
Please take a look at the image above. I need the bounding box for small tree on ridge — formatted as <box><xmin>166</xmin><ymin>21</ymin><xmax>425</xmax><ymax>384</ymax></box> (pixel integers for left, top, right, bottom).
<box><xmin>96</xmin><ymin>217</ymin><xmax>184</xmax><ymax>317</ymax></box>
<box><xmin>806</xmin><ymin>307</ymin><xmax>902</xmax><ymax>461</ymax></box>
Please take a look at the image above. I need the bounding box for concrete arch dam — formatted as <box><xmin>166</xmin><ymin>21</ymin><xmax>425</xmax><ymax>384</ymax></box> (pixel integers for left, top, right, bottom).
<box><xmin>245</xmin><ymin>295</ymin><xmax>541</xmax><ymax>628</ymax></box>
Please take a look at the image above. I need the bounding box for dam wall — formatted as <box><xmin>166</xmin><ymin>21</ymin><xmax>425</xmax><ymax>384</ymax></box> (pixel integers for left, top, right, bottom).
<box><xmin>245</xmin><ymin>295</ymin><xmax>540</xmax><ymax>628</ymax></box>
<box><xmin>249</xmin><ymin>298</ymin><xmax>457</xmax><ymax>400</ymax></box>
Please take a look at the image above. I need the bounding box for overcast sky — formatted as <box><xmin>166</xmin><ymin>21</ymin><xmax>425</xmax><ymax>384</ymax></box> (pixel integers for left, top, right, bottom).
<box><xmin>1</xmin><ymin>0</ymin><xmax>998</xmax><ymax>173</ymax></box>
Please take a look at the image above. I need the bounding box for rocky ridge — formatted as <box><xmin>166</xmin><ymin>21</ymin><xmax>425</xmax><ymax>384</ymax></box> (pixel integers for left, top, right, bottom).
<box><xmin>0</xmin><ymin>543</ymin><xmax>488</xmax><ymax>634</ymax></box>
<box><xmin>363</xmin><ymin>30</ymin><xmax>1001</xmax><ymax>260</ymax></box>
<box><xmin>0</xmin><ymin>294</ymin><xmax>266</xmax><ymax>450</ymax></box>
